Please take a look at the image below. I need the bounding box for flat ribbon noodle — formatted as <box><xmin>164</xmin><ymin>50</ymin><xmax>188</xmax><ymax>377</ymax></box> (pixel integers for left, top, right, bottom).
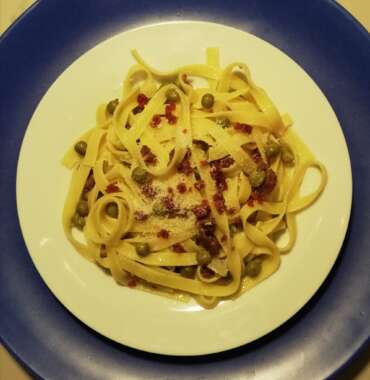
<box><xmin>62</xmin><ymin>48</ymin><xmax>327</xmax><ymax>307</ymax></box>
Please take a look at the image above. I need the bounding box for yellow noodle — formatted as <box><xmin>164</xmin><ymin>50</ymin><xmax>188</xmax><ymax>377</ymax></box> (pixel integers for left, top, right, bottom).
<box><xmin>62</xmin><ymin>48</ymin><xmax>327</xmax><ymax>308</ymax></box>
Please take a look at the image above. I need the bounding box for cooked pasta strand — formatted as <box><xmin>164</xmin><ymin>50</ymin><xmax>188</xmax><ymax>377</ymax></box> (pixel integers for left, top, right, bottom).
<box><xmin>62</xmin><ymin>49</ymin><xmax>327</xmax><ymax>307</ymax></box>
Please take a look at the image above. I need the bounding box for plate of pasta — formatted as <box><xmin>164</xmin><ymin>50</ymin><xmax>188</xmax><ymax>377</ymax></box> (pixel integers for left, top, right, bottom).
<box><xmin>16</xmin><ymin>21</ymin><xmax>351</xmax><ymax>355</ymax></box>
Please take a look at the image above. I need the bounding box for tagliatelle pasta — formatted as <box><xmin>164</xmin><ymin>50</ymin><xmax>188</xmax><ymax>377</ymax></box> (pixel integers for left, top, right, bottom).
<box><xmin>62</xmin><ymin>48</ymin><xmax>327</xmax><ymax>308</ymax></box>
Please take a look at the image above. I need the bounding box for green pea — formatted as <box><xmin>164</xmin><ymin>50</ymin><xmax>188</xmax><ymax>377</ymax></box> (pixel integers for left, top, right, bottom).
<box><xmin>281</xmin><ymin>144</ymin><xmax>295</xmax><ymax>164</ymax></box>
<box><xmin>216</xmin><ymin>117</ymin><xmax>230</xmax><ymax>129</ymax></box>
<box><xmin>152</xmin><ymin>200</ymin><xmax>167</xmax><ymax>216</ymax></box>
<box><xmin>106</xmin><ymin>202</ymin><xmax>118</xmax><ymax>218</ymax></box>
<box><xmin>106</xmin><ymin>98</ymin><xmax>119</xmax><ymax>115</ymax></box>
<box><xmin>265</xmin><ymin>141</ymin><xmax>281</xmax><ymax>158</ymax></box>
<box><xmin>196</xmin><ymin>250</ymin><xmax>212</xmax><ymax>265</ymax></box>
<box><xmin>131</xmin><ymin>167</ymin><xmax>151</xmax><ymax>184</ymax></box>
<box><xmin>76</xmin><ymin>200</ymin><xmax>89</xmax><ymax>217</ymax></box>
<box><xmin>180</xmin><ymin>266</ymin><xmax>196</xmax><ymax>278</ymax></box>
<box><xmin>165</xmin><ymin>88</ymin><xmax>180</xmax><ymax>103</ymax></box>
<box><xmin>201</xmin><ymin>93</ymin><xmax>214</xmax><ymax>109</ymax></box>
<box><xmin>244</xmin><ymin>258</ymin><xmax>262</xmax><ymax>277</ymax></box>
<box><xmin>72</xmin><ymin>213</ymin><xmax>85</xmax><ymax>230</ymax></box>
<box><xmin>74</xmin><ymin>141</ymin><xmax>87</xmax><ymax>156</ymax></box>
<box><xmin>249</xmin><ymin>169</ymin><xmax>266</xmax><ymax>188</ymax></box>
<box><xmin>135</xmin><ymin>243</ymin><xmax>150</xmax><ymax>257</ymax></box>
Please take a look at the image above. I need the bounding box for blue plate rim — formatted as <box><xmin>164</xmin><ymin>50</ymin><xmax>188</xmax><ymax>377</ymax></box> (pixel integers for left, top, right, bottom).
<box><xmin>0</xmin><ymin>0</ymin><xmax>369</xmax><ymax>379</ymax></box>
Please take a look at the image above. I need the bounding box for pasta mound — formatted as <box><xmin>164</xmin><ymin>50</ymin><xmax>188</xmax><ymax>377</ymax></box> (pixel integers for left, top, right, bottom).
<box><xmin>62</xmin><ymin>48</ymin><xmax>327</xmax><ymax>308</ymax></box>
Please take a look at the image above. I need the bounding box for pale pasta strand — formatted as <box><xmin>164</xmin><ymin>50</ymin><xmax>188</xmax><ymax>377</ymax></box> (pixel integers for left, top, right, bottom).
<box><xmin>61</xmin><ymin>48</ymin><xmax>327</xmax><ymax>308</ymax></box>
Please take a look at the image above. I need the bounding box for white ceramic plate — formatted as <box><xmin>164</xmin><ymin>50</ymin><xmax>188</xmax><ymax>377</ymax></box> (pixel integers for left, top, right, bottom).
<box><xmin>16</xmin><ymin>21</ymin><xmax>352</xmax><ymax>356</ymax></box>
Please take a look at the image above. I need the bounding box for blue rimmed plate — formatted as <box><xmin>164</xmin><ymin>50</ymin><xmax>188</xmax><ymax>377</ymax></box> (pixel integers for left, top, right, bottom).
<box><xmin>0</xmin><ymin>1</ymin><xmax>369</xmax><ymax>379</ymax></box>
